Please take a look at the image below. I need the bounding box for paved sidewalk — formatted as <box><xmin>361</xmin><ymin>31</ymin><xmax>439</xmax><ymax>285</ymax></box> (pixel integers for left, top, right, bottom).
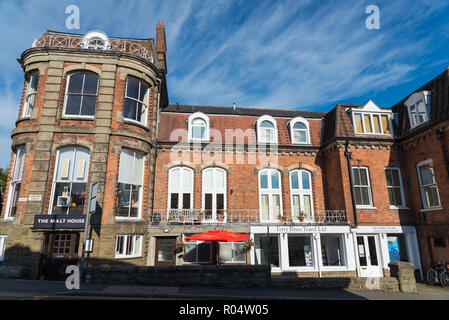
<box><xmin>0</xmin><ymin>278</ymin><xmax>448</xmax><ymax>300</ymax></box>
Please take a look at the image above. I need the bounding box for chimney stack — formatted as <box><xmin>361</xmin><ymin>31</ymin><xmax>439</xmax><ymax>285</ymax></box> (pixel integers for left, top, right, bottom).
<box><xmin>156</xmin><ymin>21</ymin><xmax>167</xmax><ymax>72</ymax></box>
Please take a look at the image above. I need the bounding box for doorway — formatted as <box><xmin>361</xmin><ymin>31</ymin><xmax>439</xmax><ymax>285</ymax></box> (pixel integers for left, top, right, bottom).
<box><xmin>356</xmin><ymin>235</ymin><xmax>382</xmax><ymax>277</ymax></box>
<box><xmin>155</xmin><ymin>237</ymin><xmax>176</xmax><ymax>266</ymax></box>
<box><xmin>39</xmin><ymin>232</ymin><xmax>80</xmax><ymax>280</ymax></box>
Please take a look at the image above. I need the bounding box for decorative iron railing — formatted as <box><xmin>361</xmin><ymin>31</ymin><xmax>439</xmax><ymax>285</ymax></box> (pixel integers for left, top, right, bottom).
<box><xmin>148</xmin><ymin>209</ymin><xmax>347</xmax><ymax>226</ymax></box>
<box><xmin>32</xmin><ymin>34</ymin><xmax>155</xmax><ymax>63</ymax></box>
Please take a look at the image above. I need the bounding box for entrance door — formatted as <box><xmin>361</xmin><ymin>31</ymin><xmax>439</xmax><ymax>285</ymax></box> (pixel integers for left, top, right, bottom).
<box><xmin>40</xmin><ymin>232</ymin><xmax>80</xmax><ymax>280</ymax></box>
<box><xmin>155</xmin><ymin>237</ymin><xmax>176</xmax><ymax>266</ymax></box>
<box><xmin>357</xmin><ymin>235</ymin><xmax>382</xmax><ymax>277</ymax></box>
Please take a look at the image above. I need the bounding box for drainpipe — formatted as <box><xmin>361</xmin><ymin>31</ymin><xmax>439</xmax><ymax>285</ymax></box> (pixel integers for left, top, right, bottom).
<box><xmin>344</xmin><ymin>140</ymin><xmax>358</xmax><ymax>227</ymax></box>
<box><xmin>438</xmin><ymin>129</ymin><xmax>449</xmax><ymax>179</ymax></box>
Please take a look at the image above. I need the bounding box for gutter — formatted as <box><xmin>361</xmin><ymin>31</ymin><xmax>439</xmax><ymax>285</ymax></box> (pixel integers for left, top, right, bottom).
<box><xmin>344</xmin><ymin>140</ymin><xmax>358</xmax><ymax>227</ymax></box>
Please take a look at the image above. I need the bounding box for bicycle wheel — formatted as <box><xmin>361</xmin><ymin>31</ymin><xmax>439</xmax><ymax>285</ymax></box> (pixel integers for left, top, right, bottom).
<box><xmin>426</xmin><ymin>268</ymin><xmax>438</xmax><ymax>285</ymax></box>
<box><xmin>439</xmin><ymin>272</ymin><xmax>449</xmax><ymax>288</ymax></box>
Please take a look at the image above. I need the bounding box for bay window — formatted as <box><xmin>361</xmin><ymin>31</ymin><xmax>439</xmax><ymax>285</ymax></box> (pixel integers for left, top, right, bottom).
<box><xmin>290</xmin><ymin>169</ymin><xmax>313</xmax><ymax>221</ymax></box>
<box><xmin>22</xmin><ymin>71</ymin><xmax>39</xmax><ymax>117</ymax></box>
<box><xmin>116</xmin><ymin>148</ymin><xmax>144</xmax><ymax>218</ymax></box>
<box><xmin>63</xmin><ymin>71</ymin><xmax>98</xmax><ymax>117</ymax></box>
<box><xmin>50</xmin><ymin>146</ymin><xmax>90</xmax><ymax>215</ymax></box>
<box><xmin>259</xmin><ymin>169</ymin><xmax>282</xmax><ymax>221</ymax></box>
<box><xmin>124</xmin><ymin>76</ymin><xmax>149</xmax><ymax>125</ymax></box>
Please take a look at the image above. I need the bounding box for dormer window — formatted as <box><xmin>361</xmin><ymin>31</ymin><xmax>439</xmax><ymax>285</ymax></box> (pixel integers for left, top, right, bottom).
<box><xmin>405</xmin><ymin>91</ymin><xmax>431</xmax><ymax>129</ymax></box>
<box><xmin>351</xmin><ymin>100</ymin><xmax>392</xmax><ymax>135</ymax></box>
<box><xmin>289</xmin><ymin>117</ymin><xmax>310</xmax><ymax>144</ymax></box>
<box><xmin>256</xmin><ymin>115</ymin><xmax>278</xmax><ymax>144</ymax></box>
<box><xmin>188</xmin><ymin>112</ymin><xmax>209</xmax><ymax>142</ymax></box>
<box><xmin>81</xmin><ymin>30</ymin><xmax>111</xmax><ymax>50</ymax></box>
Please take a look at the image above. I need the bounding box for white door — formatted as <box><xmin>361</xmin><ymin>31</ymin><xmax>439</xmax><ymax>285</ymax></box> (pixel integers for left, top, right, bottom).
<box><xmin>357</xmin><ymin>235</ymin><xmax>383</xmax><ymax>277</ymax></box>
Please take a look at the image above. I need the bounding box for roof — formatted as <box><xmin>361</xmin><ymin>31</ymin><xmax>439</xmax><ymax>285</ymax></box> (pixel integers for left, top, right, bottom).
<box><xmin>161</xmin><ymin>104</ymin><xmax>327</xmax><ymax>119</ymax></box>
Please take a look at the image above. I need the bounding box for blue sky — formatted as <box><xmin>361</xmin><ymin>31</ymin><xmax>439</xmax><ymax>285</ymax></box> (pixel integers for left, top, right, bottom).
<box><xmin>0</xmin><ymin>0</ymin><xmax>449</xmax><ymax>168</ymax></box>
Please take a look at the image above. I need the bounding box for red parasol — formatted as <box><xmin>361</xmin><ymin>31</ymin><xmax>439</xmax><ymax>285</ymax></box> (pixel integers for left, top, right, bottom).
<box><xmin>184</xmin><ymin>229</ymin><xmax>249</xmax><ymax>242</ymax></box>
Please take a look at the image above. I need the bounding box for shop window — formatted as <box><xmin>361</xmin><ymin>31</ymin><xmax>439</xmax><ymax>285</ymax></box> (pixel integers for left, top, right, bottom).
<box><xmin>184</xmin><ymin>237</ymin><xmax>211</xmax><ymax>263</ymax></box>
<box><xmin>115</xmin><ymin>234</ymin><xmax>142</xmax><ymax>258</ymax></box>
<box><xmin>321</xmin><ymin>235</ymin><xmax>346</xmax><ymax>266</ymax></box>
<box><xmin>218</xmin><ymin>242</ymin><xmax>246</xmax><ymax>263</ymax></box>
<box><xmin>287</xmin><ymin>235</ymin><xmax>313</xmax><ymax>267</ymax></box>
<box><xmin>5</xmin><ymin>146</ymin><xmax>26</xmax><ymax>219</ymax></box>
<box><xmin>63</xmin><ymin>71</ymin><xmax>98</xmax><ymax>117</ymax></box>
<box><xmin>22</xmin><ymin>71</ymin><xmax>39</xmax><ymax>117</ymax></box>
<box><xmin>434</xmin><ymin>237</ymin><xmax>446</xmax><ymax>248</ymax></box>
<box><xmin>116</xmin><ymin>148</ymin><xmax>144</xmax><ymax>218</ymax></box>
<box><xmin>387</xmin><ymin>234</ymin><xmax>409</xmax><ymax>262</ymax></box>
<box><xmin>255</xmin><ymin>235</ymin><xmax>279</xmax><ymax>268</ymax></box>
<box><xmin>124</xmin><ymin>76</ymin><xmax>149</xmax><ymax>125</ymax></box>
<box><xmin>50</xmin><ymin>146</ymin><xmax>90</xmax><ymax>215</ymax></box>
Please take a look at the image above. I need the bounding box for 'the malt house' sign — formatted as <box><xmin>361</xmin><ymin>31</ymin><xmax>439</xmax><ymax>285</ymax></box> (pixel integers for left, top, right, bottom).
<box><xmin>33</xmin><ymin>215</ymin><xmax>86</xmax><ymax>229</ymax></box>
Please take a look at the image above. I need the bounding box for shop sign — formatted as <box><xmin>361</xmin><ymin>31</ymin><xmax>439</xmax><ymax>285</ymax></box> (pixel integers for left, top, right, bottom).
<box><xmin>275</xmin><ymin>226</ymin><xmax>327</xmax><ymax>233</ymax></box>
<box><xmin>33</xmin><ymin>214</ymin><xmax>86</xmax><ymax>229</ymax></box>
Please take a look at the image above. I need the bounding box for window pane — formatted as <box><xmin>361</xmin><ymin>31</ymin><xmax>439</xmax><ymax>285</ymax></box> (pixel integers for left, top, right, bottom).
<box><xmin>170</xmin><ymin>193</ymin><xmax>179</xmax><ymax>210</ymax></box>
<box><xmin>215</xmin><ymin>169</ymin><xmax>225</xmax><ymax>189</ymax></box>
<box><xmin>357</xmin><ymin>237</ymin><xmax>367</xmax><ymax>266</ymax></box>
<box><xmin>68</xmin><ymin>73</ymin><xmax>83</xmax><ymax>93</ymax></box>
<box><xmin>360</xmin><ymin>187</ymin><xmax>371</xmax><ymax>205</ymax></box>
<box><xmin>381</xmin><ymin>115</ymin><xmax>391</xmax><ymax>134</ymax></box>
<box><xmin>204</xmin><ymin>194</ymin><xmax>212</xmax><ymax>219</ymax></box>
<box><xmin>124</xmin><ymin>98</ymin><xmax>137</xmax><ymax>121</ymax></box>
<box><xmin>387</xmin><ymin>188</ymin><xmax>395</xmax><ymax>206</ymax></box>
<box><xmin>182</xmin><ymin>169</ymin><xmax>192</xmax><ymax>188</ymax></box>
<box><xmin>65</xmin><ymin>95</ymin><xmax>82</xmax><ymax>115</ymax></box>
<box><xmin>260</xmin><ymin>171</ymin><xmax>268</xmax><ymax>189</ymax></box>
<box><xmin>301</xmin><ymin>171</ymin><xmax>310</xmax><ymax>189</ymax></box>
<box><xmin>81</xmin><ymin>95</ymin><xmax>96</xmax><ymax>116</ymax></box>
<box><xmin>126</xmin><ymin>77</ymin><xmax>139</xmax><ymax>99</ymax></box>
<box><xmin>272</xmin><ymin>195</ymin><xmax>280</xmax><ymax>218</ymax></box>
<box><xmin>192</xmin><ymin>126</ymin><xmax>205</xmax><ymax>139</ymax></box>
<box><xmin>303</xmin><ymin>195</ymin><xmax>312</xmax><ymax>217</ymax></box>
<box><xmin>288</xmin><ymin>235</ymin><xmax>313</xmax><ymax>267</ymax></box>
<box><xmin>368</xmin><ymin>236</ymin><xmax>378</xmax><ymax>266</ymax></box>
<box><xmin>116</xmin><ymin>183</ymin><xmax>131</xmax><ymax>216</ymax></box>
<box><xmin>260</xmin><ymin>121</ymin><xmax>274</xmax><ymax>128</ymax></box>
<box><xmin>373</xmin><ymin>115</ymin><xmax>381</xmax><ymax>133</ymax></box>
<box><xmin>216</xmin><ymin>194</ymin><xmax>224</xmax><ymax>210</ymax></box>
<box><xmin>352</xmin><ymin>168</ymin><xmax>361</xmax><ymax>186</ymax></box>
<box><xmin>52</xmin><ymin>182</ymin><xmax>71</xmax><ymax>214</ymax></box>
<box><xmin>203</xmin><ymin>169</ymin><xmax>212</xmax><ymax>188</ymax></box>
<box><xmin>259</xmin><ymin>236</ymin><xmax>279</xmax><ymax>267</ymax></box>
<box><xmin>218</xmin><ymin>242</ymin><xmax>232</xmax><ymax>263</ymax></box>
<box><xmin>354</xmin><ymin>187</ymin><xmax>363</xmax><ymax>205</ymax></box>
<box><xmin>291</xmin><ymin>171</ymin><xmax>299</xmax><ymax>189</ymax></box>
<box><xmin>30</xmin><ymin>73</ymin><xmax>39</xmax><ymax>91</ymax></box>
<box><xmin>293</xmin><ymin>130</ymin><xmax>306</xmax><ymax>143</ymax></box>
<box><xmin>83</xmin><ymin>73</ymin><xmax>98</xmax><ymax>95</ymax></box>
<box><xmin>233</xmin><ymin>242</ymin><xmax>246</xmax><ymax>262</ymax></box>
<box><xmin>359</xmin><ymin>169</ymin><xmax>368</xmax><ymax>186</ymax></box>
<box><xmin>68</xmin><ymin>182</ymin><xmax>87</xmax><ymax>215</ymax></box>
<box><xmin>136</xmin><ymin>102</ymin><xmax>144</xmax><ymax>123</ymax></box>
<box><xmin>364</xmin><ymin>115</ymin><xmax>372</xmax><ymax>133</ymax></box>
<box><xmin>129</xmin><ymin>185</ymin><xmax>140</xmax><ymax>217</ymax></box>
<box><xmin>354</xmin><ymin>113</ymin><xmax>363</xmax><ymax>133</ymax></box>
<box><xmin>197</xmin><ymin>242</ymin><xmax>211</xmax><ymax>263</ymax></box>
<box><xmin>385</xmin><ymin>169</ymin><xmax>393</xmax><ymax>187</ymax></box>
<box><xmin>393</xmin><ymin>188</ymin><xmax>403</xmax><ymax>206</ymax></box>
<box><xmin>182</xmin><ymin>193</ymin><xmax>191</xmax><ymax>209</ymax></box>
<box><xmin>261</xmin><ymin>195</ymin><xmax>269</xmax><ymax>220</ymax></box>
<box><xmin>292</xmin><ymin>195</ymin><xmax>300</xmax><ymax>217</ymax></box>
<box><xmin>170</xmin><ymin>168</ymin><xmax>180</xmax><ymax>188</ymax></box>
<box><xmin>139</xmin><ymin>83</ymin><xmax>149</xmax><ymax>102</ymax></box>
<box><xmin>321</xmin><ymin>236</ymin><xmax>344</xmax><ymax>266</ymax></box>
<box><xmin>271</xmin><ymin>171</ymin><xmax>279</xmax><ymax>189</ymax></box>
<box><xmin>118</xmin><ymin>149</ymin><xmax>134</xmax><ymax>183</ymax></box>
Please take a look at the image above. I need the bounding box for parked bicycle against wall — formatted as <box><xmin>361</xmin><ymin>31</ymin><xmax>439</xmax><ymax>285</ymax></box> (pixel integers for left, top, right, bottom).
<box><xmin>426</xmin><ymin>261</ymin><xmax>449</xmax><ymax>288</ymax></box>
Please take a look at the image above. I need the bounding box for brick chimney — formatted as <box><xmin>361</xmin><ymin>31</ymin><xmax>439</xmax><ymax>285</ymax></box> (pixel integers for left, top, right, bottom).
<box><xmin>156</xmin><ymin>21</ymin><xmax>167</xmax><ymax>72</ymax></box>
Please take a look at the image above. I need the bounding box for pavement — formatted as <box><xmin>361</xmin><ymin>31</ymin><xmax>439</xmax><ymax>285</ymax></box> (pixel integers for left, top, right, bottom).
<box><xmin>0</xmin><ymin>278</ymin><xmax>448</xmax><ymax>300</ymax></box>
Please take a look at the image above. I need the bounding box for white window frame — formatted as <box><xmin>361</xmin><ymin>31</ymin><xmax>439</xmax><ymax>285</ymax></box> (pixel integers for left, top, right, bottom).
<box><xmin>4</xmin><ymin>146</ymin><xmax>26</xmax><ymax>220</ymax></box>
<box><xmin>116</xmin><ymin>148</ymin><xmax>145</xmax><ymax>220</ymax></box>
<box><xmin>352</xmin><ymin>111</ymin><xmax>393</xmax><ymax>136</ymax></box>
<box><xmin>218</xmin><ymin>241</ymin><xmax>246</xmax><ymax>263</ymax></box>
<box><xmin>123</xmin><ymin>76</ymin><xmax>150</xmax><ymax>126</ymax></box>
<box><xmin>48</xmin><ymin>146</ymin><xmax>91</xmax><ymax>215</ymax></box>
<box><xmin>202</xmin><ymin>167</ymin><xmax>226</xmax><ymax>222</ymax></box>
<box><xmin>81</xmin><ymin>30</ymin><xmax>111</xmax><ymax>50</ymax></box>
<box><xmin>62</xmin><ymin>71</ymin><xmax>99</xmax><ymax>119</ymax></box>
<box><xmin>417</xmin><ymin>159</ymin><xmax>441</xmax><ymax>209</ymax></box>
<box><xmin>168</xmin><ymin>166</ymin><xmax>194</xmax><ymax>212</ymax></box>
<box><xmin>256</xmin><ymin>115</ymin><xmax>278</xmax><ymax>144</ymax></box>
<box><xmin>320</xmin><ymin>234</ymin><xmax>348</xmax><ymax>270</ymax></box>
<box><xmin>289</xmin><ymin>169</ymin><xmax>314</xmax><ymax>222</ymax></box>
<box><xmin>352</xmin><ymin>166</ymin><xmax>374</xmax><ymax>208</ymax></box>
<box><xmin>405</xmin><ymin>91</ymin><xmax>431</xmax><ymax>129</ymax></box>
<box><xmin>115</xmin><ymin>234</ymin><xmax>142</xmax><ymax>259</ymax></box>
<box><xmin>183</xmin><ymin>237</ymin><xmax>212</xmax><ymax>264</ymax></box>
<box><xmin>385</xmin><ymin>167</ymin><xmax>406</xmax><ymax>209</ymax></box>
<box><xmin>289</xmin><ymin>117</ymin><xmax>311</xmax><ymax>145</ymax></box>
<box><xmin>188</xmin><ymin>112</ymin><xmax>210</xmax><ymax>142</ymax></box>
<box><xmin>258</xmin><ymin>168</ymin><xmax>283</xmax><ymax>222</ymax></box>
<box><xmin>0</xmin><ymin>236</ymin><xmax>6</xmax><ymax>262</ymax></box>
<box><xmin>22</xmin><ymin>71</ymin><xmax>39</xmax><ymax>118</ymax></box>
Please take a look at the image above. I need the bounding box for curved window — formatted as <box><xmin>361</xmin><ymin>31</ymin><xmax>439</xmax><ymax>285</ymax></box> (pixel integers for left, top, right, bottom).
<box><xmin>256</xmin><ymin>115</ymin><xmax>278</xmax><ymax>144</ymax></box>
<box><xmin>188</xmin><ymin>112</ymin><xmax>210</xmax><ymax>142</ymax></box>
<box><xmin>124</xmin><ymin>76</ymin><xmax>149</xmax><ymax>125</ymax></box>
<box><xmin>168</xmin><ymin>167</ymin><xmax>194</xmax><ymax>212</ymax></box>
<box><xmin>81</xmin><ymin>30</ymin><xmax>110</xmax><ymax>50</ymax></box>
<box><xmin>202</xmin><ymin>167</ymin><xmax>226</xmax><ymax>221</ymax></box>
<box><xmin>50</xmin><ymin>146</ymin><xmax>90</xmax><ymax>215</ymax></box>
<box><xmin>290</xmin><ymin>170</ymin><xmax>313</xmax><ymax>221</ymax></box>
<box><xmin>23</xmin><ymin>71</ymin><xmax>39</xmax><ymax>117</ymax></box>
<box><xmin>259</xmin><ymin>169</ymin><xmax>282</xmax><ymax>221</ymax></box>
<box><xmin>5</xmin><ymin>146</ymin><xmax>26</xmax><ymax>219</ymax></box>
<box><xmin>63</xmin><ymin>71</ymin><xmax>98</xmax><ymax>117</ymax></box>
<box><xmin>116</xmin><ymin>148</ymin><xmax>144</xmax><ymax>218</ymax></box>
<box><xmin>289</xmin><ymin>117</ymin><xmax>310</xmax><ymax>144</ymax></box>
<box><xmin>87</xmin><ymin>38</ymin><xmax>106</xmax><ymax>49</ymax></box>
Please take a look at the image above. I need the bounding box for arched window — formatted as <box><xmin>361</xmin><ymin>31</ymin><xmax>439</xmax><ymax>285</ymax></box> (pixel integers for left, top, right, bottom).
<box><xmin>81</xmin><ymin>30</ymin><xmax>111</xmax><ymax>50</ymax></box>
<box><xmin>124</xmin><ymin>76</ymin><xmax>150</xmax><ymax>125</ymax></box>
<box><xmin>290</xmin><ymin>170</ymin><xmax>313</xmax><ymax>221</ymax></box>
<box><xmin>168</xmin><ymin>167</ymin><xmax>194</xmax><ymax>211</ymax></box>
<box><xmin>22</xmin><ymin>71</ymin><xmax>39</xmax><ymax>117</ymax></box>
<box><xmin>202</xmin><ymin>167</ymin><xmax>226</xmax><ymax>221</ymax></box>
<box><xmin>50</xmin><ymin>146</ymin><xmax>90</xmax><ymax>215</ymax></box>
<box><xmin>63</xmin><ymin>71</ymin><xmax>99</xmax><ymax>117</ymax></box>
<box><xmin>289</xmin><ymin>117</ymin><xmax>310</xmax><ymax>144</ymax></box>
<box><xmin>188</xmin><ymin>112</ymin><xmax>209</xmax><ymax>142</ymax></box>
<box><xmin>256</xmin><ymin>115</ymin><xmax>278</xmax><ymax>144</ymax></box>
<box><xmin>258</xmin><ymin>168</ymin><xmax>282</xmax><ymax>221</ymax></box>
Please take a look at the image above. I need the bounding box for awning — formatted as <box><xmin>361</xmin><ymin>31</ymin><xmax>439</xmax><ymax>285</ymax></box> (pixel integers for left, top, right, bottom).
<box><xmin>184</xmin><ymin>229</ymin><xmax>249</xmax><ymax>242</ymax></box>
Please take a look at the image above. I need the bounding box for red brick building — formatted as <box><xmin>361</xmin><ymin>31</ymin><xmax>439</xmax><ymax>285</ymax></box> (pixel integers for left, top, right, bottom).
<box><xmin>1</xmin><ymin>23</ymin><xmax>448</xmax><ymax>281</ymax></box>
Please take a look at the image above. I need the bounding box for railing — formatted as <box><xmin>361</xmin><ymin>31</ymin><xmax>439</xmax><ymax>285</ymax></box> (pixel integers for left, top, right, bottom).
<box><xmin>148</xmin><ymin>209</ymin><xmax>347</xmax><ymax>226</ymax></box>
<box><xmin>33</xmin><ymin>33</ymin><xmax>155</xmax><ymax>63</ymax></box>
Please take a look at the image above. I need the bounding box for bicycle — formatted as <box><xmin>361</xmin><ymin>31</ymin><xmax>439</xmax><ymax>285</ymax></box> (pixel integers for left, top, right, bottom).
<box><xmin>426</xmin><ymin>261</ymin><xmax>449</xmax><ymax>288</ymax></box>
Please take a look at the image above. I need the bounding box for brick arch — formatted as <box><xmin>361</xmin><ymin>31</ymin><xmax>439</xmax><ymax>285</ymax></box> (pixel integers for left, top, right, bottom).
<box><xmin>198</xmin><ymin>161</ymin><xmax>232</xmax><ymax>175</ymax></box>
<box><xmin>111</xmin><ymin>138</ymin><xmax>151</xmax><ymax>156</ymax></box>
<box><xmin>163</xmin><ymin>160</ymin><xmax>197</xmax><ymax>173</ymax></box>
<box><xmin>51</xmin><ymin>138</ymin><xmax>93</xmax><ymax>153</ymax></box>
<box><xmin>118</xmin><ymin>66</ymin><xmax>156</xmax><ymax>87</ymax></box>
<box><xmin>254</xmin><ymin>162</ymin><xmax>285</xmax><ymax>175</ymax></box>
<box><xmin>63</xmin><ymin>64</ymin><xmax>102</xmax><ymax>77</ymax></box>
<box><xmin>285</xmin><ymin>163</ymin><xmax>317</xmax><ymax>177</ymax></box>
